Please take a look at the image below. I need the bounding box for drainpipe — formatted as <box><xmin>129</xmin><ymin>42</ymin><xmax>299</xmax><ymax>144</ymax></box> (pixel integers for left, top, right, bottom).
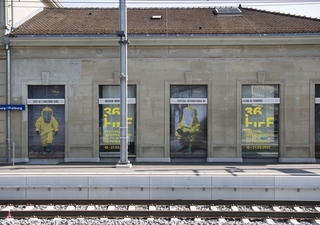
<box><xmin>3</xmin><ymin>36</ymin><xmax>11</xmax><ymax>163</ymax></box>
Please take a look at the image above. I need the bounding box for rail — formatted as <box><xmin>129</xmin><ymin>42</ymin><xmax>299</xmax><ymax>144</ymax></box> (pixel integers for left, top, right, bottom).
<box><xmin>0</xmin><ymin>200</ymin><xmax>320</xmax><ymax>221</ymax></box>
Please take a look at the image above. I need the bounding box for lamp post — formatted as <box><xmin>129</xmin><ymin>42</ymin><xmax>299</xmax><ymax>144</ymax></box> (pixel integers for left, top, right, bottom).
<box><xmin>116</xmin><ymin>0</ymin><xmax>132</xmax><ymax>168</ymax></box>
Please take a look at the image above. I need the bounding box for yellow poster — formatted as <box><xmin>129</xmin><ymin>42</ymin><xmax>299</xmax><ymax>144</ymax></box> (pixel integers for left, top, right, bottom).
<box><xmin>243</xmin><ymin>106</ymin><xmax>275</xmax><ymax>148</ymax></box>
<box><xmin>102</xmin><ymin>106</ymin><xmax>133</xmax><ymax>148</ymax></box>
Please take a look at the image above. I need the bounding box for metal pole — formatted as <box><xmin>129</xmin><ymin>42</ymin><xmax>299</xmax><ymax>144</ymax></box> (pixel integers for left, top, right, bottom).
<box><xmin>12</xmin><ymin>142</ymin><xmax>14</xmax><ymax>167</ymax></box>
<box><xmin>116</xmin><ymin>0</ymin><xmax>131</xmax><ymax>168</ymax></box>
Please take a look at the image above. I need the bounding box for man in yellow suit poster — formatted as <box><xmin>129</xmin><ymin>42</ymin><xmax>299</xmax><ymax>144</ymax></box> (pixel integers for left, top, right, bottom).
<box><xmin>35</xmin><ymin>107</ymin><xmax>59</xmax><ymax>155</ymax></box>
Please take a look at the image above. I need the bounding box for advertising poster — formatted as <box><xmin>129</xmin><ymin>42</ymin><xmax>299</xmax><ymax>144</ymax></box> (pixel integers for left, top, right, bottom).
<box><xmin>170</xmin><ymin>86</ymin><xmax>207</xmax><ymax>157</ymax></box>
<box><xmin>241</xmin><ymin>85</ymin><xmax>279</xmax><ymax>158</ymax></box>
<box><xmin>99</xmin><ymin>86</ymin><xmax>136</xmax><ymax>156</ymax></box>
<box><xmin>315</xmin><ymin>84</ymin><xmax>320</xmax><ymax>158</ymax></box>
<box><xmin>27</xmin><ymin>86</ymin><xmax>65</xmax><ymax>158</ymax></box>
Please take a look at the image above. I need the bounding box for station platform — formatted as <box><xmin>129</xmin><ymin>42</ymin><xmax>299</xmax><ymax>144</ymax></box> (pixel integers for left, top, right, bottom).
<box><xmin>0</xmin><ymin>162</ymin><xmax>320</xmax><ymax>201</ymax></box>
<box><xmin>0</xmin><ymin>162</ymin><xmax>320</xmax><ymax>176</ymax></box>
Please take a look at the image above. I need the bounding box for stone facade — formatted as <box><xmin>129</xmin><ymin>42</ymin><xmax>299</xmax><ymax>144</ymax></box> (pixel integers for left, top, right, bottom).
<box><xmin>5</xmin><ymin>34</ymin><xmax>320</xmax><ymax>163</ymax></box>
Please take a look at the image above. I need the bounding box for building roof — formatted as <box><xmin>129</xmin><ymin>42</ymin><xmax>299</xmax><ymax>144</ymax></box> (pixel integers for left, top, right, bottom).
<box><xmin>42</xmin><ymin>0</ymin><xmax>64</xmax><ymax>8</ymax></box>
<box><xmin>9</xmin><ymin>7</ymin><xmax>320</xmax><ymax>36</ymax></box>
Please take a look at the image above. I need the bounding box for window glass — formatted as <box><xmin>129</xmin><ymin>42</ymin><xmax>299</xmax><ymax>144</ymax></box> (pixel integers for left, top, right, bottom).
<box><xmin>170</xmin><ymin>85</ymin><xmax>207</xmax><ymax>157</ymax></box>
<box><xmin>27</xmin><ymin>86</ymin><xmax>65</xmax><ymax>158</ymax></box>
<box><xmin>315</xmin><ymin>85</ymin><xmax>320</xmax><ymax>158</ymax></box>
<box><xmin>242</xmin><ymin>85</ymin><xmax>279</xmax><ymax>158</ymax></box>
<box><xmin>99</xmin><ymin>85</ymin><xmax>136</xmax><ymax>156</ymax></box>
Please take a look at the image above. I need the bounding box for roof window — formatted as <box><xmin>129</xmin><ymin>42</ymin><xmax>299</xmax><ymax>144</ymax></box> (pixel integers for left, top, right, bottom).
<box><xmin>151</xmin><ymin>15</ymin><xmax>162</xmax><ymax>20</ymax></box>
<box><xmin>213</xmin><ymin>7</ymin><xmax>242</xmax><ymax>15</ymax></box>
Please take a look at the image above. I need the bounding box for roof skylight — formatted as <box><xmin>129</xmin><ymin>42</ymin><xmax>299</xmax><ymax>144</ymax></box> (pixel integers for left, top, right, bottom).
<box><xmin>213</xmin><ymin>7</ymin><xmax>242</xmax><ymax>15</ymax></box>
<box><xmin>151</xmin><ymin>15</ymin><xmax>162</xmax><ymax>20</ymax></box>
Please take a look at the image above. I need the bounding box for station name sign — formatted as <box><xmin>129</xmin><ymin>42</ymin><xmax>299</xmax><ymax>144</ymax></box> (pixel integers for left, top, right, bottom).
<box><xmin>0</xmin><ymin>104</ymin><xmax>26</xmax><ymax>111</ymax></box>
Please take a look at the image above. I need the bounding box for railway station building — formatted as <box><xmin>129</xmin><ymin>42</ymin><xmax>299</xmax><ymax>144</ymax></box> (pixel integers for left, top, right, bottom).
<box><xmin>0</xmin><ymin>0</ymin><xmax>63</xmax><ymax>162</ymax></box>
<box><xmin>1</xmin><ymin>6</ymin><xmax>320</xmax><ymax>163</ymax></box>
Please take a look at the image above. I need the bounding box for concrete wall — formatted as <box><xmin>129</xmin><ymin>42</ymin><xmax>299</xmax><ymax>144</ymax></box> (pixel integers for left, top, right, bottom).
<box><xmin>1</xmin><ymin>175</ymin><xmax>319</xmax><ymax>200</ymax></box>
<box><xmin>6</xmin><ymin>37</ymin><xmax>320</xmax><ymax>163</ymax></box>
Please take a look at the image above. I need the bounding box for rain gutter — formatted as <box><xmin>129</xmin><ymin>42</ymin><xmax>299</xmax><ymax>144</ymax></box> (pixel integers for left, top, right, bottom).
<box><xmin>7</xmin><ymin>34</ymin><xmax>320</xmax><ymax>47</ymax></box>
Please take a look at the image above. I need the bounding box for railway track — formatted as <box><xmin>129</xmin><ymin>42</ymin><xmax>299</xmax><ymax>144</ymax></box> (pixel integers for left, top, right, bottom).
<box><xmin>1</xmin><ymin>200</ymin><xmax>320</xmax><ymax>224</ymax></box>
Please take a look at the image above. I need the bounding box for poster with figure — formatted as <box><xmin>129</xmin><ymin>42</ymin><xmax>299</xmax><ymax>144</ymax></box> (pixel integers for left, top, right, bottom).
<box><xmin>35</xmin><ymin>106</ymin><xmax>59</xmax><ymax>155</ymax></box>
<box><xmin>170</xmin><ymin>86</ymin><xmax>207</xmax><ymax>157</ymax></box>
<box><xmin>28</xmin><ymin>86</ymin><xmax>65</xmax><ymax>158</ymax></box>
<box><xmin>315</xmin><ymin>84</ymin><xmax>320</xmax><ymax>158</ymax></box>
